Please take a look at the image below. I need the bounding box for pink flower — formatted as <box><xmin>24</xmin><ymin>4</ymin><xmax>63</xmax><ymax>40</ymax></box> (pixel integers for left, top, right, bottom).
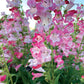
<box><xmin>30</xmin><ymin>46</ymin><xmax>41</xmax><ymax>58</ymax></box>
<box><xmin>67</xmin><ymin>10</ymin><xmax>77</xmax><ymax>14</ymax></box>
<box><xmin>54</xmin><ymin>55</ymin><xmax>64</xmax><ymax>69</ymax></box>
<box><xmin>65</xmin><ymin>23</ymin><xmax>74</xmax><ymax>34</ymax></box>
<box><xmin>32</xmin><ymin>33</ymin><xmax>44</xmax><ymax>43</ymax></box>
<box><xmin>40</xmin><ymin>46</ymin><xmax>51</xmax><ymax>63</ymax></box>
<box><xmin>53</xmin><ymin>50</ymin><xmax>56</xmax><ymax>55</ymax></box>
<box><xmin>15</xmin><ymin>64</ymin><xmax>22</xmax><ymax>71</ymax></box>
<box><xmin>53</xmin><ymin>10</ymin><xmax>63</xmax><ymax>23</ymax></box>
<box><xmin>47</xmin><ymin>28</ymin><xmax>62</xmax><ymax>47</ymax></box>
<box><xmin>0</xmin><ymin>75</ymin><xmax>6</xmax><ymax>83</ymax></box>
<box><xmin>77</xmin><ymin>20</ymin><xmax>84</xmax><ymax>28</ymax></box>
<box><xmin>0</xmin><ymin>35</ymin><xmax>2</xmax><ymax>38</ymax></box>
<box><xmin>75</xmin><ymin>65</ymin><xmax>79</xmax><ymax>70</ymax></box>
<box><xmin>7</xmin><ymin>59</ymin><xmax>13</xmax><ymax>63</ymax></box>
<box><xmin>81</xmin><ymin>75</ymin><xmax>84</xmax><ymax>79</ymax></box>
<box><xmin>29</xmin><ymin>43</ymin><xmax>51</xmax><ymax>70</ymax></box>
<box><xmin>62</xmin><ymin>49</ymin><xmax>70</xmax><ymax>57</ymax></box>
<box><xmin>56</xmin><ymin>63</ymin><xmax>64</xmax><ymax>69</ymax></box>
<box><xmin>32</xmin><ymin>72</ymin><xmax>43</xmax><ymax>80</ymax></box>
<box><xmin>16</xmin><ymin>52</ymin><xmax>23</xmax><ymax>59</ymax></box>
<box><xmin>64</xmin><ymin>13</ymin><xmax>74</xmax><ymax>23</ymax></box>
<box><xmin>54</xmin><ymin>55</ymin><xmax>63</xmax><ymax>63</ymax></box>
<box><xmin>9</xmin><ymin>7</ymin><xmax>18</xmax><ymax>12</ymax></box>
<box><xmin>2</xmin><ymin>47</ymin><xmax>6</xmax><ymax>50</ymax></box>
<box><xmin>8</xmin><ymin>41</ymin><xmax>16</xmax><ymax>46</ymax></box>
<box><xmin>80</xmin><ymin>57</ymin><xmax>84</xmax><ymax>63</ymax></box>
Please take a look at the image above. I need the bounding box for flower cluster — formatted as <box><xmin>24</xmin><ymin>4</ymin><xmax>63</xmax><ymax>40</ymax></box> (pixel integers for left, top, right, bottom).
<box><xmin>0</xmin><ymin>0</ymin><xmax>84</xmax><ymax>84</ymax></box>
<box><xmin>29</xmin><ymin>33</ymin><xmax>51</xmax><ymax>79</ymax></box>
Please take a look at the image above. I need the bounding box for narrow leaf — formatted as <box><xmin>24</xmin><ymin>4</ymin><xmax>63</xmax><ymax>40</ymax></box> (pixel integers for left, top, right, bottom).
<box><xmin>54</xmin><ymin>74</ymin><xmax>60</xmax><ymax>84</ymax></box>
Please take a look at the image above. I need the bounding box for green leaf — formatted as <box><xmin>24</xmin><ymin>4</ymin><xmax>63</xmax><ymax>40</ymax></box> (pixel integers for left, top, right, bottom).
<box><xmin>54</xmin><ymin>65</ymin><xmax>63</xmax><ymax>73</ymax></box>
<box><xmin>11</xmin><ymin>74</ymin><xmax>16</xmax><ymax>77</ymax></box>
<box><xmin>54</xmin><ymin>74</ymin><xmax>60</xmax><ymax>84</ymax></box>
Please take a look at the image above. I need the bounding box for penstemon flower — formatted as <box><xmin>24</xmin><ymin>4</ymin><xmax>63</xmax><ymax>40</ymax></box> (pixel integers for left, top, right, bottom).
<box><xmin>47</xmin><ymin>28</ymin><xmax>62</xmax><ymax>47</ymax></box>
<box><xmin>0</xmin><ymin>0</ymin><xmax>84</xmax><ymax>84</ymax></box>
<box><xmin>32</xmin><ymin>72</ymin><xmax>43</xmax><ymax>80</ymax></box>
<box><xmin>0</xmin><ymin>75</ymin><xmax>6</xmax><ymax>83</ymax></box>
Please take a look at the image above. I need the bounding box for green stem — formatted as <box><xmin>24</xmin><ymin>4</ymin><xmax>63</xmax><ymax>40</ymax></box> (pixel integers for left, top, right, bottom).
<box><xmin>50</xmin><ymin>46</ymin><xmax>55</xmax><ymax>84</ymax></box>
<box><xmin>1</xmin><ymin>46</ymin><xmax>13</xmax><ymax>84</ymax></box>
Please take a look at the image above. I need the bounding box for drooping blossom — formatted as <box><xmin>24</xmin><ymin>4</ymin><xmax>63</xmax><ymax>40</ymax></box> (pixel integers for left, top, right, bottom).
<box><xmin>15</xmin><ymin>64</ymin><xmax>22</xmax><ymax>71</ymax></box>
<box><xmin>32</xmin><ymin>72</ymin><xmax>43</xmax><ymax>80</ymax></box>
<box><xmin>0</xmin><ymin>75</ymin><xmax>6</xmax><ymax>83</ymax></box>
